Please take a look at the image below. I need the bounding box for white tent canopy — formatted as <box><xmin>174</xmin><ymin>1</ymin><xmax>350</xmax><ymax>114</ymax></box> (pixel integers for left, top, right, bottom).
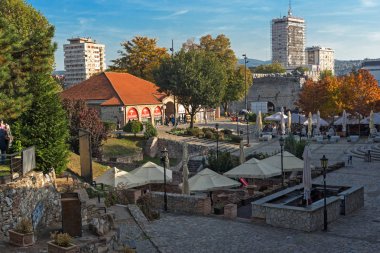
<box><xmin>184</xmin><ymin>168</ymin><xmax>241</xmax><ymax>192</ymax></box>
<box><xmin>361</xmin><ymin>112</ymin><xmax>380</xmax><ymax>124</ymax></box>
<box><xmin>94</xmin><ymin>167</ymin><xmax>148</xmax><ymax>188</ymax></box>
<box><xmin>224</xmin><ymin>158</ymin><xmax>281</xmax><ymax>179</ymax></box>
<box><xmin>265</xmin><ymin>112</ymin><xmax>288</xmax><ymax>121</ymax></box>
<box><xmin>334</xmin><ymin>113</ymin><xmax>361</xmax><ymax>125</ymax></box>
<box><xmin>261</xmin><ymin>151</ymin><xmax>314</xmax><ymax>172</ymax></box>
<box><xmin>130</xmin><ymin>161</ymin><xmax>172</xmax><ymax>184</ymax></box>
<box><xmin>303</xmin><ymin>114</ymin><xmax>329</xmax><ymax>126</ymax></box>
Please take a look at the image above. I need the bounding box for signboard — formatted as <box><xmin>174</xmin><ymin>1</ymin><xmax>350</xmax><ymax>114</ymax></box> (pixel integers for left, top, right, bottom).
<box><xmin>141</xmin><ymin>107</ymin><xmax>151</xmax><ymax>118</ymax></box>
<box><xmin>31</xmin><ymin>201</ymin><xmax>44</xmax><ymax>231</ymax></box>
<box><xmin>22</xmin><ymin>146</ymin><xmax>36</xmax><ymax>176</ymax></box>
<box><xmin>153</xmin><ymin>106</ymin><xmax>162</xmax><ymax>117</ymax></box>
<box><xmin>127</xmin><ymin>108</ymin><xmax>138</xmax><ymax>120</ymax></box>
<box><xmin>79</xmin><ymin>129</ymin><xmax>93</xmax><ymax>183</ymax></box>
<box><xmin>251</xmin><ymin>102</ymin><xmax>268</xmax><ymax>114</ymax></box>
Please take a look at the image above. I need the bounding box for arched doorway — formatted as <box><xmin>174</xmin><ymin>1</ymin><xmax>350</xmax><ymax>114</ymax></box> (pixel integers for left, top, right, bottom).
<box><xmin>127</xmin><ymin>107</ymin><xmax>139</xmax><ymax>121</ymax></box>
<box><xmin>267</xmin><ymin>102</ymin><xmax>275</xmax><ymax>113</ymax></box>
<box><xmin>153</xmin><ymin>106</ymin><xmax>162</xmax><ymax>125</ymax></box>
<box><xmin>165</xmin><ymin>101</ymin><xmax>174</xmax><ymax>118</ymax></box>
<box><xmin>141</xmin><ymin>107</ymin><xmax>151</xmax><ymax>123</ymax></box>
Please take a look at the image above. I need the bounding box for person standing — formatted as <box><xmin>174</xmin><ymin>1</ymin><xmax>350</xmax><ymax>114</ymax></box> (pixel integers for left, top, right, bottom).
<box><xmin>0</xmin><ymin>127</ymin><xmax>7</xmax><ymax>164</ymax></box>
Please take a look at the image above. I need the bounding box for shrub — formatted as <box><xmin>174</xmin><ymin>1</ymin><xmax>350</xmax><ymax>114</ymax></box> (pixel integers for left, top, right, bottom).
<box><xmin>144</xmin><ymin>121</ymin><xmax>158</xmax><ymax>139</ymax></box>
<box><xmin>15</xmin><ymin>218</ymin><xmax>33</xmax><ymax>234</ymax></box>
<box><xmin>202</xmin><ymin>127</ymin><xmax>216</xmax><ymax>134</ymax></box>
<box><xmin>103</xmin><ymin>121</ymin><xmax>117</xmax><ymax>133</ymax></box>
<box><xmin>222</xmin><ymin>129</ymin><xmax>232</xmax><ymax>135</ymax></box>
<box><xmin>204</xmin><ymin>130</ymin><xmax>214</xmax><ymax>139</ymax></box>
<box><xmin>230</xmin><ymin>135</ymin><xmax>242</xmax><ymax>144</ymax></box>
<box><xmin>217</xmin><ymin>131</ymin><xmax>225</xmax><ymax>141</ymax></box>
<box><xmin>123</xmin><ymin>120</ymin><xmax>143</xmax><ymax>136</ymax></box>
<box><xmin>207</xmin><ymin>150</ymin><xmax>239</xmax><ymax>174</ymax></box>
<box><xmin>247</xmin><ymin>113</ymin><xmax>256</xmax><ymax>122</ymax></box>
<box><xmin>284</xmin><ymin>134</ymin><xmax>307</xmax><ymax>159</ymax></box>
<box><xmin>186</xmin><ymin>127</ymin><xmax>201</xmax><ymax>137</ymax></box>
<box><xmin>50</xmin><ymin>232</ymin><xmax>72</xmax><ymax>247</ymax></box>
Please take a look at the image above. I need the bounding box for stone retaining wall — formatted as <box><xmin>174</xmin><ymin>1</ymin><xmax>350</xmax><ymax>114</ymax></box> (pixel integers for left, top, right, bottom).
<box><xmin>157</xmin><ymin>138</ymin><xmax>209</xmax><ymax>159</ymax></box>
<box><xmin>150</xmin><ymin>192</ymin><xmax>211</xmax><ymax>215</ymax></box>
<box><xmin>339</xmin><ymin>186</ymin><xmax>364</xmax><ymax>215</ymax></box>
<box><xmin>0</xmin><ymin>171</ymin><xmax>61</xmax><ymax>240</ymax></box>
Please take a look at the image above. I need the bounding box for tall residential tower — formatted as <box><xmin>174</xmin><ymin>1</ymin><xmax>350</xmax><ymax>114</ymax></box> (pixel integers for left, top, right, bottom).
<box><xmin>271</xmin><ymin>5</ymin><xmax>305</xmax><ymax>68</ymax></box>
<box><xmin>64</xmin><ymin>37</ymin><xmax>106</xmax><ymax>88</ymax></box>
<box><xmin>305</xmin><ymin>46</ymin><xmax>335</xmax><ymax>74</ymax></box>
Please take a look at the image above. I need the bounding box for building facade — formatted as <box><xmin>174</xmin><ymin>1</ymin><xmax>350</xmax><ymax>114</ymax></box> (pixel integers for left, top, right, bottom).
<box><xmin>361</xmin><ymin>59</ymin><xmax>380</xmax><ymax>86</ymax></box>
<box><xmin>305</xmin><ymin>46</ymin><xmax>335</xmax><ymax>75</ymax></box>
<box><xmin>64</xmin><ymin>37</ymin><xmax>106</xmax><ymax>89</ymax></box>
<box><xmin>271</xmin><ymin>7</ymin><xmax>306</xmax><ymax>68</ymax></box>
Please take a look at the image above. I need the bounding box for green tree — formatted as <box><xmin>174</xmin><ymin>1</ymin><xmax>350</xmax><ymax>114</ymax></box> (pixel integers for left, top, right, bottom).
<box><xmin>155</xmin><ymin>49</ymin><xmax>227</xmax><ymax>128</ymax></box>
<box><xmin>15</xmin><ymin>74</ymin><xmax>69</xmax><ymax>174</ymax></box>
<box><xmin>109</xmin><ymin>36</ymin><xmax>169</xmax><ymax>82</ymax></box>
<box><xmin>0</xmin><ymin>0</ymin><xmax>56</xmax><ymax>120</ymax></box>
<box><xmin>253</xmin><ymin>62</ymin><xmax>286</xmax><ymax>74</ymax></box>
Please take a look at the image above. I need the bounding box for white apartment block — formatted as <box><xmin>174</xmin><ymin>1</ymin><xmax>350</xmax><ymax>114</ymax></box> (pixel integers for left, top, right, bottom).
<box><xmin>362</xmin><ymin>59</ymin><xmax>380</xmax><ymax>86</ymax></box>
<box><xmin>305</xmin><ymin>46</ymin><xmax>335</xmax><ymax>75</ymax></box>
<box><xmin>271</xmin><ymin>7</ymin><xmax>306</xmax><ymax>68</ymax></box>
<box><xmin>64</xmin><ymin>37</ymin><xmax>106</xmax><ymax>88</ymax></box>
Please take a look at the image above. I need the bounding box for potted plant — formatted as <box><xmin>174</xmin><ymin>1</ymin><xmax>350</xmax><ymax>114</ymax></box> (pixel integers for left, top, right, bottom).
<box><xmin>48</xmin><ymin>232</ymin><xmax>78</xmax><ymax>253</ymax></box>
<box><xmin>213</xmin><ymin>203</ymin><xmax>224</xmax><ymax>215</ymax></box>
<box><xmin>9</xmin><ymin>218</ymin><xmax>35</xmax><ymax>247</ymax></box>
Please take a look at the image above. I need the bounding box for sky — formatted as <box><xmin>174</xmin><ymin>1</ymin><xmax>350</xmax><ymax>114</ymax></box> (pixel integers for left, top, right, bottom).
<box><xmin>26</xmin><ymin>0</ymin><xmax>380</xmax><ymax>71</ymax></box>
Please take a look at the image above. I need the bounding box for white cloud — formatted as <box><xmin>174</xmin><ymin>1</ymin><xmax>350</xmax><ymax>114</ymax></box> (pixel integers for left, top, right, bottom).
<box><xmin>153</xmin><ymin>9</ymin><xmax>189</xmax><ymax>20</ymax></box>
<box><xmin>361</xmin><ymin>0</ymin><xmax>378</xmax><ymax>7</ymax></box>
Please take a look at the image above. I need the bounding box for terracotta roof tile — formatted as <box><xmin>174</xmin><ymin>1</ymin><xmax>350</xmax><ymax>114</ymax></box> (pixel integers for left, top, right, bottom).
<box><xmin>61</xmin><ymin>72</ymin><xmax>166</xmax><ymax>106</ymax></box>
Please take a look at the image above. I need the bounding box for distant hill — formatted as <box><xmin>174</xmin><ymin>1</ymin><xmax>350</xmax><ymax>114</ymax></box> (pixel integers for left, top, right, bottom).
<box><xmin>334</xmin><ymin>60</ymin><xmax>362</xmax><ymax>76</ymax></box>
<box><xmin>238</xmin><ymin>58</ymin><xmax>271</xmax><ymax>68</ymax></box>
<box><xmin>53</xmin><ymin>70</ymin><xmax>65</xmax><ymax>75</ymax></box>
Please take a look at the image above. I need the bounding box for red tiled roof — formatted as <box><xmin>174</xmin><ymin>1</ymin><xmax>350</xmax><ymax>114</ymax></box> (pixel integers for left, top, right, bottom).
<box><xmin>61</xmin><ymin>72</ymin><xmax>165</xmax><ymax>106</ymax></box>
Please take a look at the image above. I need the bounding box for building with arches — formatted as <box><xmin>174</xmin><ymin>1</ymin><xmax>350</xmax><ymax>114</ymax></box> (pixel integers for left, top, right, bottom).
<box><xmin>61</xmin><ymin>72</ymin><xmax>174</xmax><ymax>127</ymax></box>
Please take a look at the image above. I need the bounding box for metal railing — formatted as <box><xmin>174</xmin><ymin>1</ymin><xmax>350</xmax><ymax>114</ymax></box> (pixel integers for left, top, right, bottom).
<box><xmin>0</xmin><ymin>152</ymin><xmax>22</xmax><ymax>181</ymax></box>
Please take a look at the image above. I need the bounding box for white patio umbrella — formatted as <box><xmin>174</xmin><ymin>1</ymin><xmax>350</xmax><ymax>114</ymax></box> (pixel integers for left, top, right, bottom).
<box><xmin>281</xmin><ymin>107</ymin><xmax>286</xmax><ymax>135</ymax></box>
<box><xmin>131</xmin><ymin>161</ymin><xmax>172</xmax><ymax>183</ymax></box>
<box><xmin>342</xmin><ymin>110</ymin><xmax>347</xmax><ymax>132</ymax></box>
<box><xmin>369</xmin><ymin>110</ymin><xmax>375</xmax><ymax>136</ymax></box>
<box><xmin>185</xmin><ymin>168</ymin><xmax>241</xmax><ymax>192</ymax></box>
<box><xmin>307</xmin><ymin>112</ymin><xmax>312</xmax><ymax>138</ymax></box>
<box><xmin>334</xmin><ymin>112</ymin><xmax>359</xmax><ymax>125</ymax></box>
<box><xmin>257</xmin><ymin>111</ymin><xmax>263</xmax><ymax>134</ymax></box>
<box><xmin>303</xmin><ymin>114</ymin><xmax>329</xmax><ymax>127</ymax></box>
<box><xmin>302</xmin><ymin>146</ymin><xmax>312</xmax><ymax>204</ymax></box>
<box><xmin>265</xmin><ymin>112</ymin><xmax>288</xmax><ymax>121</ymax></box>
<box><xmin>224</xmin><ymin>158</ymin><xmax>281</xmax><ymax>179</ymax></box>
<box><xmin>315</xmin><ymin>110</ymin><xmax>321</xmax><ymax>135</ymax></box>
<box><xmin>95</xmin><ymin>167</ymin><xmax>148</xmax><ymax>188</ymax></box>
<box><xmin>239</xmin><ymin>140</ymin><xmax>245</xmax><ymax>164</ymax></box>
<box><xmin>360</xmin><ymin>112</ymin><xmax>380</xmax><ymax>124</ymax></box>
<box><xmin>287</xmin><ymin>111</ymin><xmax>292</xmax><ymax>133</ymax></box>
<box><xmin>182</xmin><ymin>143</ymin><xmax>190</xmax><ymax>195</ymax></box>
<box><xmin>261</xmin><ymin>151</ymin><xmax>314</xmax><ymax>172</ymax></box>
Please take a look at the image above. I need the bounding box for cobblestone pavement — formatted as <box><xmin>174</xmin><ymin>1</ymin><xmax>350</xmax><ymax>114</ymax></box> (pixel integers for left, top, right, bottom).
<box><xmin>148</xmin><ymin>159</ymin><xmax>380</xmax><ymax>253</ymax></box>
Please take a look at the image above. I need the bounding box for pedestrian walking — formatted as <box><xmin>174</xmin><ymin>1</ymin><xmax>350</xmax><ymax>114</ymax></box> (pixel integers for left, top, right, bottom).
<box><xmin>0</xmin><ymin>126</ymin><xmax>7</xmax><ymax>164</ymax></box>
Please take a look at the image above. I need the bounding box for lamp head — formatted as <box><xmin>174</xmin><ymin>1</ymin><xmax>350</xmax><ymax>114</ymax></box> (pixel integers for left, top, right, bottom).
<box><xmin>279</xmin><ymin>136</ymin><xmax>285</xmax><ymax>146</ymax></box>
<box><xmin>320</xmin><ymin>155</ymin><xmax>328</xmax><ymax>168</ymax></box>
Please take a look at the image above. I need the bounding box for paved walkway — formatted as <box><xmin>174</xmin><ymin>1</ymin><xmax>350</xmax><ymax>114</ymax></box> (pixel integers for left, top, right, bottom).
<box><xmin>147</xmin><ymin>158</ymin><xmax>380</xmax><ymax>253</ymax></box>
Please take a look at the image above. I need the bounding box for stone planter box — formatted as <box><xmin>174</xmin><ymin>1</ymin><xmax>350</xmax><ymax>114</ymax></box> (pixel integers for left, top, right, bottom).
<box><xmin>9</xmin><ymin>230</ymin><xmax>35</xmax><ymax>247</ymax></box>
<box><xmin>47</xmin><ymin>241</ymin><xmax>79</xmax><ymax>253</ymax></box>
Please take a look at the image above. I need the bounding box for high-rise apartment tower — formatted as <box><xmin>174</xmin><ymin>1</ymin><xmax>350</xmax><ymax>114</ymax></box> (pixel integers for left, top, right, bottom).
<box><xmin>271</xmin><ymin>4</ymin><xmax>305</xmax><ymax>68</ymax></box>
<box><xmin>64</xmin><ymin>37</ymin><xmax>106</xmax><ymax>88</ymax></box>
<box><xmin>305</xmin><ymin>46</ymin><xmax>335</xmax><ymax>74</ymax></box>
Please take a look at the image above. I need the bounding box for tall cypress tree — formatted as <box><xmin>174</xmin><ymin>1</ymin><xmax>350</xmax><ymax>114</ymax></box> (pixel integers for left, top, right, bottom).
<box><xmin>0</xmin><ymin>0</ymin><xmax>56</xmax><ymax>120</ymax></box>
<box><xmin>17</xmin><ymin>74</ymin><xmax>69</xmax><ymax>174</ymax></box>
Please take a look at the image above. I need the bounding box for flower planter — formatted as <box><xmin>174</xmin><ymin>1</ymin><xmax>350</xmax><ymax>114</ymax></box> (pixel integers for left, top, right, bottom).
<box><xmin>8</xmin><ymin>230</ymin><xmax>35</xmax><ymax>247</ymax></box>
<box><xmin>213</xmin><ymin>207</ymin><xmax>224</xmax><ymax>215</ymax></box>
<box><xmin>47</xmin><ymin>241</ymin><xmax>79</xmax><ymax>253</ymax></box>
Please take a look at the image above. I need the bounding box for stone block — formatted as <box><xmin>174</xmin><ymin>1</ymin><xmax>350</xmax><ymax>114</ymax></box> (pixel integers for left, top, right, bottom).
<box><xmin>224</xmin><ymin>204</ymin><xmax>237</xmax><ymax>219</ymax></box>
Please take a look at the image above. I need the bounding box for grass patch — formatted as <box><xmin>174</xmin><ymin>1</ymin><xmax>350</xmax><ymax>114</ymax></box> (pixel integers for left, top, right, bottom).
<box><xmin>67</xmin><ymin>151</ymin><xmax>108</xmax><ymax>178</ymax></box>
<box><xmin>0</xmin><ymin>164</ymin><xmax>10</xmax><ymax>176</ymax></box>
<box><xmin>102</xmin><ymin>136</ymin><xmax>145</xmax><ymax>157</ymax></box>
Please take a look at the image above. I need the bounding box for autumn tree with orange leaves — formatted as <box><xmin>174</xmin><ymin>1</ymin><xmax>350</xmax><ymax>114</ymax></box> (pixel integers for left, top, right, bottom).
<box><xmin>296</xmin><ymin>69</ymin><xmax>380</xmax><ymax>117</ymax></box>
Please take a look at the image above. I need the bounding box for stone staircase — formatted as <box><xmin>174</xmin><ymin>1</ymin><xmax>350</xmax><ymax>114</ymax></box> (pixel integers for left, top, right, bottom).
<box><xmin>345</xmin><ymin>143</ymin><xmax>380</xmax><ymax>161</ymax></box>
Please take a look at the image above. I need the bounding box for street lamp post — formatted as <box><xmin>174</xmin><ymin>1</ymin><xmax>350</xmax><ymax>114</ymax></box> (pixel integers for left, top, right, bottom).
<box><xmin>215</xmin><ymin>123</ymin><xmax>219</xmax><ymax>163</ymax></box>
<box><xmin>161</xmin><ymin>148</ymin><xmax>168</xmax><ymax>211</ymax></box>
<box><xmin>320</xmin><ymin>155</ymin><xmax>328</xmax><ymax>231</ymax></box>
<box><xmin>243</xmin><ymin>54</ymin><xmax>250</xmax><ymax>145</ymax></box>
<box><xmin>279</xmin><ymin>136</ymin><xmax>285</xmax><ymax>187</ymax></box>
<box><xmin>162</xmin><ymin>104</ymin><xmax>167</xmax><ymax>125</ymax></box>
